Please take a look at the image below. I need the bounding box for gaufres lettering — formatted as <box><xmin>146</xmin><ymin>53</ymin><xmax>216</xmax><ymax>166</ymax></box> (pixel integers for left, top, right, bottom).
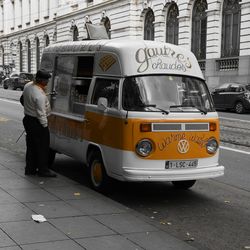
<box><xmin>135</xmin><ymin>47</ymin><xmax>192</xmax><ymax>73</ymax></box>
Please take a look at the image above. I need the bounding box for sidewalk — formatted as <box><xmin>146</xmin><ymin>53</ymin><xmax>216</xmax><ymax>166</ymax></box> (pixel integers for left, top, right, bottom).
<box><xmin>0</xmin><ymin>148</ymin><xmax>197</xmax><ymax>250</ymax></box>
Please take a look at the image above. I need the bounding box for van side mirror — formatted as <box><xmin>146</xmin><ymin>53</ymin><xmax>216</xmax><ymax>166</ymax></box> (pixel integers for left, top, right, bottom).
<box><xmin>97</xmin><ymin>97</ymin><xmax>108</xmax><ymax>111</ymax></box>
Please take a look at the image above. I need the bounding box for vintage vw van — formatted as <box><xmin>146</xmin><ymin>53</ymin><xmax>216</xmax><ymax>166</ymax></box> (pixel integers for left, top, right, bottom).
<box><xmin>40</xmin><ymin>39</ymin><xmax>224</xmax><ymax>191</ymax></box>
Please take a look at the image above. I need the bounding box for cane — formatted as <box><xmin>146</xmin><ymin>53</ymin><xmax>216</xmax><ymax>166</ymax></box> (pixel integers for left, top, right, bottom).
<box><xmin>16</xmin><ymin>130</ymin><xmax>25</xmax><ymax>143</ymax></box>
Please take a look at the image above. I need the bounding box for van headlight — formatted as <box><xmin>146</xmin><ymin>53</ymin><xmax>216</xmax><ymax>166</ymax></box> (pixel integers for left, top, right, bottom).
<box><xmin>136</xmin><ymin>139</ymin><xmax>153</xmax><ymax>157</ymax></box>
<box><xmin>206</xmin><ymin>138</ymin><xmax>218</xmax><ymax>154</ymax></box>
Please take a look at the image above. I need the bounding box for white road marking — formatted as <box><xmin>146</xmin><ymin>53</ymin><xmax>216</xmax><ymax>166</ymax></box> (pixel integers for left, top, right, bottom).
<box><xmin>220</xmin><ymin>116</ymin><xmax>250</xmax><ymax>123</ymax></box>
<box><xmin>0</xmin><ymin>98</ymin><xmax>20</xmax><ymax>104</ymax></box>
<box><xmin>0</xmin><ymin>117</ymin><xmax>9</xmax><ymax>122</ymax></box>
<box><xmin>220</xmin><ymin>146</ymin><xmax>250</xmax><ymax>155</ymax></box>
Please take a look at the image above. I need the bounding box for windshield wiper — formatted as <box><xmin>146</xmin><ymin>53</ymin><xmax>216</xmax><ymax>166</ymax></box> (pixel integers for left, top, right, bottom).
<box><xmin>142</xmin><ymin>104</ymin><xmax>169</xmax><ymax>115</ymax></box>
<box><xmin>169</xmin><ymin>105</ymin><xmax>207</xmax><ymax>115</ymax></box>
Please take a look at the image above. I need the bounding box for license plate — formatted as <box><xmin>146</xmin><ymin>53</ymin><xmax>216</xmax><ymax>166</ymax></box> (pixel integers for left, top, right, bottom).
<box><xmin>165</xmin><ymin>160</ymin><xmax>198</xmax><ymax>169</ymax></box>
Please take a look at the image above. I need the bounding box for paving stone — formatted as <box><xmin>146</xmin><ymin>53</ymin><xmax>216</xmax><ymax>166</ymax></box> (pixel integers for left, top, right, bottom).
<box><xmin>94</xmin><ymin>213</ymin><xmax>157</xmax><ymax>234</ymax></box>
<box><xmin>6</xmin><ymin>189</ymin><xmax>59</xmax><ymax>203</ymax></box>
<box><xmin>76</xmin><ymin>235</ymin><xmax>143</xmax><ymax>250</ymax></box>
<box><xmin>21</xmin><ymin>240</ymin><xmax>85</xmax><ymax>250</ymax></box>
<box><xmin>0</xmin><ymin>169</ymin><xmax>20</xmax><ymax>179</ymax></box>
<box><xmin>27</xmin><ymin>176</ymin><xmax>78</xmax><ymax>188</ymax></box>
<box><xmin>0</xmin><ymin>229</ymin><xmax>17</xmax><ymax>248</ymax></box>
<box><xmin>24</xmin><ymin>200</ymin><xmax>83</xmax><ymax>218</ymax></box>
<box><xmin>50</xmin><ymin>216</ymin><xmax>115</xmax><ymax>239</ymax></box>
<box><xmin>0</xmin><ymin>246</ymin><xmax>22</xmax><ymax>250</ymax></box>
<box><xmin>0</xmin><ymin>221</ymin><xmax>68</xmax><ymax>245</ymax></box>
<box><xmin>0</xmin><ymin>189</ymin><xmax>19</xmax><ymax>204</ymax></box>
<box><xmin>0</xmin><ymin>203</ymin><xmax>33</xmax><ymax>222</ymax></box>
<box><xmin>0</xmin><ymin>177</ymin><xmax>39</xmax><ymax>190</ymax></box>
<box><xmin>125</xmin><ymin>231</ymin><xmax>196</xmax><ymax>250</ymax></box>
<box><xmin>67</xmin><ymin>197</ymin><xmax>127</xmax><ymax>215</ymax></box>
<box><xmin>43</xmin><ymin>185</ymin><xmax>95</xmax><ymax>200</ymax></box>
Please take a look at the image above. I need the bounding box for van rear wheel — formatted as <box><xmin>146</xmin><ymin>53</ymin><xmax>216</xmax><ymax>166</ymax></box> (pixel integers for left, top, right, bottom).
<box><xmin>172</xmin><ymin>180</ymin><xmax>196</xmax><ymax>189</ymax></box>
<box><xmin>89</xmin><ymin>152</ymin><xmax>111</xmax><ymax>193</ymax></box>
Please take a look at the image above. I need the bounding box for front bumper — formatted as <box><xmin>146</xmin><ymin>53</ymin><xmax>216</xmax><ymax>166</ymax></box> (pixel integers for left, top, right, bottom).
<box><xmin>122</xmin><ymin>164</ymin><xmax>224</xmax><ymax>181</ymax></box>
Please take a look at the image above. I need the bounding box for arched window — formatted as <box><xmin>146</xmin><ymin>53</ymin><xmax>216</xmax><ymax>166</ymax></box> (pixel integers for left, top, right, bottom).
<box><xmin>221</xmin><ymin>0</ymin><xmax>240</xmax><ymax>57</ymax></box>
<box><xmin>27</xmin><ymin>40</ymin><xmax>31</xmax><ymax>72</ymax></box>
<box><xmin>19</xmin><ymin>42</ymin><xmax>23</xmax><ymax>72</ymax></box>
<box><xmin>101</xmin><ymin>16</ymin><xmax>111</xmax><ymax>39</ymax></box>
<box><xmin>191</xmin><ymin>0</ymin><xmax>207</xmax><ymax>60</ymax></box>
<box><xmin>72</xmin><ymin>25</ymin><xmax>79</xmax><ymax>41</ymax></box>
<box><xmin>166</xmin><ymin>3</ymin><xmax>179</xmax><ymax>45</ymax></box>
<box><xmin>44</xmin><ymin>35</ymin><xmax>50</xmax><ymax>47</ymax></box>
<box><xmin>144</xmin><ymin>8</ymin><xmax>155</xmax><ymax>40</ymax></box>
<box><xmin>35</xmin><ymin>37</ymin><xmax>40</xmax><ymax>70</ymax></box>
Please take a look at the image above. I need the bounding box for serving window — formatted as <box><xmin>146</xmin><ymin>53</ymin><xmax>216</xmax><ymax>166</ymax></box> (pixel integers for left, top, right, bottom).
<box><xmin>52</xmin><ymin>55</ymin><xmax>94</xmax><ymax>116</ymax></box>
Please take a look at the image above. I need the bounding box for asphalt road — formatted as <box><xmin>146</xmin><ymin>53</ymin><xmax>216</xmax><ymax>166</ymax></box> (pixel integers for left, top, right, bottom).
<box><xmin>0</xmin><ymin>90</ymin><xmax>250</xmax><ymax>250</ymax></box>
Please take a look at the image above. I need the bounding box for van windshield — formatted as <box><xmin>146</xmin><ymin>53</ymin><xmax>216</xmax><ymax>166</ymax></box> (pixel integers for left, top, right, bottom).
<box><xmin>122</xmin><ymin>75</ymin><xmax>214</xmax><ymax>113</ymax></box>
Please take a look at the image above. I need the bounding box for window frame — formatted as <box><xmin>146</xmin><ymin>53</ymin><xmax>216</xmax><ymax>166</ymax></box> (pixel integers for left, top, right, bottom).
<box><xmin>52</xmin><ymin>54</ymin><xmax>94</xmax><ymax>116</ymax></box>
<box><xmin>91</xmin><ymin>77</ymin><xmax>120</xmax><ymax>110</ymax></box>
<box><xmin>166</xmin><ymin>3</ymin><xmax>179</xmax><ymax>45</ymax></box>
<box><xmin>191</xmin><ymin>0</ymin><xmax>208</xmax><ymax>60</ymax></box>
<box><xmin>221</xmin><ymin>0</ymin><xmax>241</xmax><ymax>58</ymax></box>
<box><xmin>144</xmin><ymin>8</ymin><xmax>155</xmax><ymax>41</ymax></box>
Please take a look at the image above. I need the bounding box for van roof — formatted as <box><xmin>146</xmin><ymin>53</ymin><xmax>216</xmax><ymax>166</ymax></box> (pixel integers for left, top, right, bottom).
<box><xmin>42</xmin><ymin>39</ymin><xmax>204</xmax><ymax>80</ymax></box>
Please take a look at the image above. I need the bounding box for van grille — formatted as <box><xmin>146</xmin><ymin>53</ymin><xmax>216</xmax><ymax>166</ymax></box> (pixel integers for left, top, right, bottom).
<box><xmin>152</xmin><ymin>123</ymin><xmax>209</xmax><ymax>132</ymax></box>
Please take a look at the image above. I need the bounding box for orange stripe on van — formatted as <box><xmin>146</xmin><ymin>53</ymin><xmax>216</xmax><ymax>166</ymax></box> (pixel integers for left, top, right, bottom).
<box><xmin>49</xmin><ymin>112</ymin><xmax>220</xmax><ymax>160</ymax></box>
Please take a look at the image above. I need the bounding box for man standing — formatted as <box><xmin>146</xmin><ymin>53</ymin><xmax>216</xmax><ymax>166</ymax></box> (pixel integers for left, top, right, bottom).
<box><xmin>22</xmin><ymin>69</ymin><xmax>56</xmax><ymax>177</ymax></box>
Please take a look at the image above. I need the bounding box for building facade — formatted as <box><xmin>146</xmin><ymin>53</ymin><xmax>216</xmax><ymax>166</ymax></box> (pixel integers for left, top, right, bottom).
<box><xmin>0</xmin><ymin>0</ymin><xmax>250</xmax><ymax>88</ymax></box>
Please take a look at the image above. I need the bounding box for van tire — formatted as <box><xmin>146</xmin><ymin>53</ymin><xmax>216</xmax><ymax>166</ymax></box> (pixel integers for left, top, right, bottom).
<box><xmin>89</xmin><ymin>151</ymin><xmax>111</xmax><ymax>193</ymax></box>
<box><xmin>172</xmin><ymin>180</ymin><xmax>196</xmax><ymax>189</ymax></box>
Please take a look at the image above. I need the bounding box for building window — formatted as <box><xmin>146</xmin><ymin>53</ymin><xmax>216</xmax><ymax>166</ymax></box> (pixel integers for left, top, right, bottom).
<box><xmin>191</xmin><ymin>0</ymin><xmax>207</xmax><ymax>60</ymax></box>
<box><xmin>35</xmin><ymin>37</ymin><xmax>40</xmax><ymax>70</ymax></box>
<box><xmin>27</xmin><ymin>39</ymin><xmax>31</xmax><ymax>72</ymax></box>
<box><xmin>44</xmin><ymin>35</ymin><xmax>50</xmax><ymax>47</ymax></box>
<box><xmin>19</xmin><ymin>41</ymin><xmax>23</xmax><ymax>72</ymax></box>
<box><xmin>221</xmin><ymin>0</ymin><xmax>240</xmax><ymax>57</ymax></box>
<box><xmin>144</xmin><ymin>8</ymin><xmax>155</xmax><ymax>41</ymax></box>
<box><xmin>166</xmin><ymin>3</ymin><xmax>179</xmax><ymax>45</ymax></box>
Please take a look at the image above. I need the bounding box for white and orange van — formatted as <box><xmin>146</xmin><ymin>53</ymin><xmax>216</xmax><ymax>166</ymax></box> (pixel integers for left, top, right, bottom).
<box><xmin>40</xmin><ymin>39</ymin><xmax>224</xmax><ymax>191</ymax></box>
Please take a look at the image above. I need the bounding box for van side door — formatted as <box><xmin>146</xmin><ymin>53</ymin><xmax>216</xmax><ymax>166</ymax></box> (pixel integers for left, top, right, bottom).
<box><xmin>49</xmin><ymin>54</ymin><xmax>94</xmax><ymax>161</ymax></box>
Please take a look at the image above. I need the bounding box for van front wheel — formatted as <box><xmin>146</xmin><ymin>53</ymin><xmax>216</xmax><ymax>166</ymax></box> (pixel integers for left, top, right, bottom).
<box><xmin>172</xmin><ymin>180</ymin><xmax>196</xmax><ymax>189</ymax></box>
<box><xmin>89</xmin><ymin>152</ymin><xmax>111</xmax><ymax>193</ymax></box>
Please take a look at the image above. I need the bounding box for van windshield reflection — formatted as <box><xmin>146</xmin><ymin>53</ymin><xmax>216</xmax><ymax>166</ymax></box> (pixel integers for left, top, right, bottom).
<box><xmin>122</xmin><ymin>75</ymin><xmax>214</xmax><ymax>113</ymax></box>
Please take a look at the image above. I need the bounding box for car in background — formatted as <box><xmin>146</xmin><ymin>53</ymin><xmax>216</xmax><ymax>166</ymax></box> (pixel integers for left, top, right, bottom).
<box><xmin>3</xmin><ymin>72</ymin><xmax>34</xmax><ymax>90</ymax></box>
<box><xmin>211</xmin><ymin>82</ymin><xmax>250</xmax><ymax>114</ymax></box>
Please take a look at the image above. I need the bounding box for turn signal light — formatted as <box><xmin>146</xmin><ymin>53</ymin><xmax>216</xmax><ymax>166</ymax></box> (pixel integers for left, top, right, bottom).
<box><xmin>209</xmin><ymin>122</ymin><xmax>217</xmax><ymax>131</ymax></box>
<box><xmin>140</xmin><ymin>123</ymin><xmax>152</xmax><ymax>132</ymax></box>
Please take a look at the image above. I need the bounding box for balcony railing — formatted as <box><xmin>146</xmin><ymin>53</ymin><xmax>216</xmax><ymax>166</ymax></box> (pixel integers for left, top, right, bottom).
<box><xmin>216</xmin><ymin>57</ymin><xmax>239</xmax><ymax>71</ymax></box>
<box><xmin>198</xmin><ymin>60</ymin><xmax>206</xmax><ymax>72</ymax></box>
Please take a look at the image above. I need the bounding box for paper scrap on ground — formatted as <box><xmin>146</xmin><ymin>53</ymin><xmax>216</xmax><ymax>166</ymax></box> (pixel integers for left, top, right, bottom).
<box><xmin>32</xmin><ymin>214</ymin><xmax>47</xmax><ymax>223</ymax></box>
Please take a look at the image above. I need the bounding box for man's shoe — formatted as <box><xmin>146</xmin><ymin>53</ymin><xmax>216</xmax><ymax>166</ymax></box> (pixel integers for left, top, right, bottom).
<box><xmin>25</xmin><ymin>170</ymin><xmax>37</xmax><ymax>175</ymax></box>
<box><xmin>38</xmin><ymin>170</ymin><xmax>57</xmax><ymax>177</ymax></box>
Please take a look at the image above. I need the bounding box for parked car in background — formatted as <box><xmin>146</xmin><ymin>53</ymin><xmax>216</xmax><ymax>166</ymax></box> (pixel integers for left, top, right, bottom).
<box><xmin>211</xmin><ymin>82</ymin><xmax>250</xmax><ymax>114</ymax></box>
<box><xmin>3</xmin><ymin>72</ymin><xmax>34</xmax><ymax>90</ymax></box>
